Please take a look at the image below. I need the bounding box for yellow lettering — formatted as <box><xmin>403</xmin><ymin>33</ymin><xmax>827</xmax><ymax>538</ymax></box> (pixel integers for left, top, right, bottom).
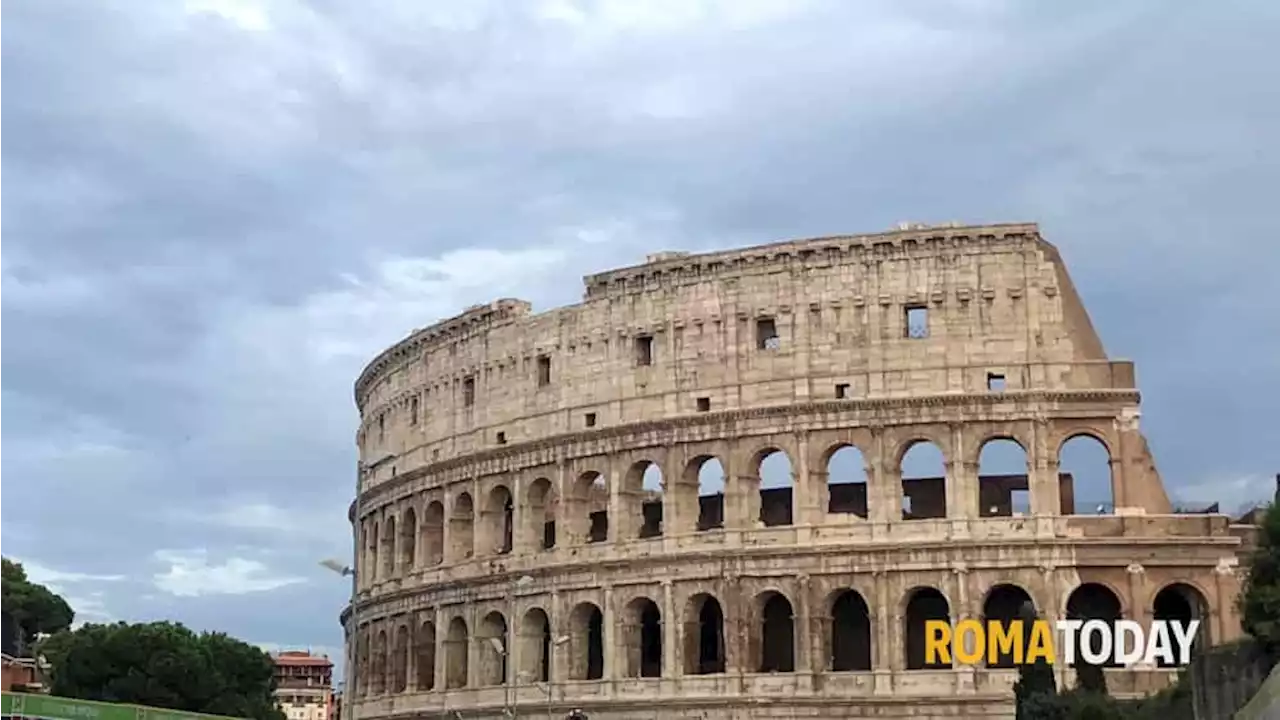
<box><xmin>988</xmin><ymin>620</ymin><xmax>1023</xmax><ymax>665</ymax></box>
<box><xmin>954</xmin><ymin>619</ymin><xmax>985</xmax><ymax>664</ymax></box>
<box><xmin>924</xmin><ymin>620</ymin><xmax>952</xmax><ymax>665</ymax></box>
<box><xmin>1024</xmin><ymin>620</ymin><xmax>1055</xmax><ymax>664</ymax></box>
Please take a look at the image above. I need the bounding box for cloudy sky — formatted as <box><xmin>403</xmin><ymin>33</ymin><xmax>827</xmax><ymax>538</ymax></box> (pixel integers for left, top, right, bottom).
<box><xmin>3</xmin><ymin>0</ymin><xmax>1278</xmax><ymax>682</ymax></box>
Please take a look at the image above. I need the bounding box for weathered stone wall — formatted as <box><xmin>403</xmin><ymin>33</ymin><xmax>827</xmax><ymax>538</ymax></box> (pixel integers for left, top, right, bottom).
<box><xmin>344</xmin><ymin>222</ymin><xmax>1246</xmax><ymax>720</ymax></box>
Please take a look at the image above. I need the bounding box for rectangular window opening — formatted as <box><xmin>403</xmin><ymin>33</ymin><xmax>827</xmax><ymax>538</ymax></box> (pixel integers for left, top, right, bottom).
<box><xmin>756</xmin><ymin>317</ymin><xmax>780</xmax><ymax>350</ymax></box>
<box><xmin>696</xmin><ymin>397</ymin><xmax>711</xmax><ymax>412</ymax></box>
<box><xmin>409</xmin><ymin>396</ymin><xmax>420</xmax><ymax>425</ymax></box>
<box><xmin>835</xmin><ymin>383</ymin><xmax>850</xmax><ymax>399</ymax></box>
<box><xmin>536</xmin><ymin>355</ymin><xmax>552</xmax><ymax>387</ymax></box>
<box><xmin>635</xmin><ymin>335</ymin><xmax>654</xmax><ymax>366</ymax></box>
<box><xmin>377</xmin><ymin>413</ymin><xmax>386</xmax><ymax>442</ymax></box>
<box><xmin>987</xmin><ymin>373</ymin><xmax>1007</xmax><ymax>392</ymax></box>
<box><xmin>905</xmin><ymin>305</ymin><xmax>929</xmax><ymax>339</ymax></box>
<box><xmin>496</xmin><ymin>431</ymin><xmax>507</xmax><ymax>445</ymax></box>
<box><xmin>463</xmin><ymin>376</ymin><xmax>476</xmax><ymax>406</ymax></box>
<box><xmin>585</xmin><ymin>412</ymin><xmax>597</xmax><ymax>428</ymax></box>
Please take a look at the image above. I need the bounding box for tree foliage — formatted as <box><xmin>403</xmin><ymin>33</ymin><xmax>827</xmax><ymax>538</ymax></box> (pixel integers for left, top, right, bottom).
<box><xmin>1239</xmin><ymin>499</ymin><xmax>1280</xmax><ymax>659</ymax></box>
<box><xmin>2</xmin><ymin>557</ymin><xmax>75</xmax><ymax>649</ymax></box>
<box><xmin>41</xmin><ymin>621</ymin><xmax>285</xmax><ymax>720</ymax></box>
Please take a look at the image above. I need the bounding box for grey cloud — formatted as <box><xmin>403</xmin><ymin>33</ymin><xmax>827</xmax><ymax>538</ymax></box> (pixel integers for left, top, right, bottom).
<box><xmin>4</xmin><ymin>0</ymin><xmax>1278</xmax><ymax>679</ymax></box>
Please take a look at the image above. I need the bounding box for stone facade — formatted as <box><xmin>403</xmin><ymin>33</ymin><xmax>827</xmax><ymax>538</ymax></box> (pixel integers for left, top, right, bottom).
<box><xmin>343</xmin><ymin>222</ymin><xmax>1250</xmax><ymax>719</ymax></box>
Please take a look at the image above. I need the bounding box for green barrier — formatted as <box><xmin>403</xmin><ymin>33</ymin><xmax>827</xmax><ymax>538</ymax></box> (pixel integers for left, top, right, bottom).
<box><xmin>0</xmin><ymin>692</ymin><xmax>244</xmax><ymax>720</ymax></box>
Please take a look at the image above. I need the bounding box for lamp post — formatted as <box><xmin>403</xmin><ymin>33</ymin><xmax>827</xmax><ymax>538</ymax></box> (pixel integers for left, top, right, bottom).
<box><xmin>320</xmin><ymin>558</ymin><xmax>357</xmax><ymax>720</ymax></box>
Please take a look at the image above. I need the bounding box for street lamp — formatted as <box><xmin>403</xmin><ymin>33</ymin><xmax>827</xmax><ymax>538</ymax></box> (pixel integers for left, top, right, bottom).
<box><xmin>320</xmin><ymin>558</ymin><xmax>357</xmax><ymax>720</ymax></box>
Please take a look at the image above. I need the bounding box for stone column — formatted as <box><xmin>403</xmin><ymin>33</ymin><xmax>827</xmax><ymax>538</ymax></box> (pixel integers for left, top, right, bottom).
<box><xmin>549</xmin><ymin>590</ymin><xmax>563</xmax><ymax>684</ymax></box>
<box><xmin>603</xmin><ymin>584</ymin><xmax>617</xmax><ymax>682</ymax></box>
<box><xmin>868</xmin><ymin>426</ymin><xmax>895</xmax><ymax>528</ymax></box>
<box><xmin>947</xmin><ymin>422</ymin><xmax>976</xmax><ymax>522</ymax></box>
<box><xmin>1213</xmin><ymin>559</ymin><xmax>1239</xmax><ymax>643</ymax></box>
<box><xmin>796</xmin><ymin>573</ymin><xmax>815</xmax><ymax>680</ymax></box>
<box><xmin>608</xmin><ymin>457</ymin><xmax>624</xmax><ymax>546</ymax></box>
<box><xmin>406</xmin><ymin>615</ymin><xmax>418</xmax><ymax>692</ymax></box>
<box><xmin>874</xmin><ymin>570</ymin><xmax>894</xmax><ymax>695</ymax></box>
<box><xmin>433</xmin><ymin>607</ymin><xmax>446</xmax><ymax>692</ymax></box>
<box><xmin>662</xmin><ymin>580</ymin><xmax>678</xmax><ymax>678</ymax></box>
<box><xmin>794</xmin><ymin>432</ymin><xmax>815</xmax><ymax>528</ymax></box>
<box><xmin>1030</xmin><ymin>418</ymin><xmax>1061</xmax><ymax>518</ymax></box>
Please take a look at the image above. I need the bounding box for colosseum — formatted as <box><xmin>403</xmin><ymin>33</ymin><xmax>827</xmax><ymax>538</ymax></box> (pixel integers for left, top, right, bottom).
<box><xmin>342</xmin><ymin>221</ymin><xmax>1252</xmax><ymax>719</ymax></box>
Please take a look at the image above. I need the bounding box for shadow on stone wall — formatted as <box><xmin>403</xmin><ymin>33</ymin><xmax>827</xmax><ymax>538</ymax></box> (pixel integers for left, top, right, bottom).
<box><xmin>1188</xmin><ymin>638</ymin><xmax>1276</xmax><ymax>720</ymax></box>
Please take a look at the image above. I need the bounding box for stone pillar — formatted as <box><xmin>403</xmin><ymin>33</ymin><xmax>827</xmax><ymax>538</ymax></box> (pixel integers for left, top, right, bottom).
<box><xmin>603</xmin><ymin>584</ymin><xmax>617</xmax><ymax>681</ymax></box>
<box><xmin>793</xmin><ymin>432</ymin><xmax>815</xmax><ymax>527</ymax></box>
<box><xmin>874</xmin><ymin>570</ymin><xmax>894</xmax><ymax>694</ymax></box>
<box><xmin>795</xmin><ymin>573</ymin><xmax>815</xmax><ymax>680</ymax></box>
<box><xmin>406</xmin><ymin>615</ymin><xmax>418</xmax><ymax>692</ymax></box>
<box><xmin>1126</xmin><ymin>563</ymin><xmax>1148</xmax><ymax>627</ymax></box>
<box><xmin>608</xmin><ymin>458</ymin><xmax>624</xmax><ymax>545</ymax></box>
<box><xmin>466</xmin><ymin>606</ymin><xmax>479</xmax><ymax>688</ymax></box>
<box><xmin>549</xmin><ymin>590</ymin><xmax>563</xmax><ymax>684</ymax></box>
<box><xmin>1213</xmin><ymin>559</ymin><xmax>1239</xmax><ymax>643</ymax></box>
<box><xmin>1030</xmin><ymin>419</ymin><xmax>1061</xmax><ymax>518</ymax></box>
<box><xmin>947</xmin><ymin>422</ymin><xmax>976</xmax><ymax>521</ymax></box>
<box><xmin>869</xmin><ymin>426</ymin><xmax>895</xmax><ymax>527</ymax></box>
<box><xmin>662</xmin><ymin>580</ymin><xmax>678</xmax><ymax>677</ymax></box>
<box><xmin>433</xmin><ymin>607</ymin><xmax>446</xmax><ymax>692</ymax></box>
<box><xmin>508</xmin><ymin>596</ymin><xmax>522</xmax><ymax>687</ymax></box>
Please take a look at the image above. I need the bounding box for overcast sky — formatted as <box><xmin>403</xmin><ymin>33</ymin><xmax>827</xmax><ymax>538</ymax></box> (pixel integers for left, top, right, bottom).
<box><xmin>3</xmin><ymin>0</ymin><xmax>1278</xmax><ymax>682</ymax></box>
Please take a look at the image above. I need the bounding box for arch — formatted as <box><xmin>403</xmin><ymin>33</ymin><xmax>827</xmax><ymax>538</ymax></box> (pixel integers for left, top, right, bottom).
<box><xmin>829</xmin><ymin>589</ymin><xmax>872</xmax><ymax>671</ymax></box>
<box><xmin>624</xmin><ymin>460</ymin><xmax>665</xmax><ymax>540</ymax></box>
<box><xmin>754</xmin><ymin>447</ymin><xmax>794</xmax><ymax>527</ymax></box>
<box><xmin>484</xmin><ymin>485</ymin><xmax>514</xmax><ymax>555</ymax></box>
<box><xmin>445</xmin><ymin>617</ymin><xmax>469</xmax><ymax>689</ymax></box>
<box><xmin>683</xmin><ymin>455</ymin><xmax>726</xmax><ymax>532</ymax></box>
<box><xmin>904</xmin><ymin>587</ymin><xmax>951</xmax><ymax>670</ymax></box>
<box><xmin>478</xmin><ymin>610</ymin><xmax>509</xmax><ymax>686</ymax></box>
<box><xmin>525</xmin><ymin>477</ymin><xmax>557</xmax><ymax>551</ymax></box>
<box><xmin>372</xmin><ymin>628</ymin><xmax>388</xmax><ymax>694</ymax></box>
<box><xmin>977</xmin><ymin>438</ymin><xmax>1030</xmax><ymax>518</ymax></box>
<box><xmin>571</xmin><ymin>471</ymin><xmax>609</xmax><ymax>544</ymax></box>
<box><xmin>391</xmin><ymin>624</ymin><xmax>410</xmax><ymax>693</ymax></box>
<box><xmin>449</xmin><ymin>492</ymin><xmax>475</xmax><ymax>561</ymax></box>
<box><xmin>356</xmin><ymin>628</ymin><xmax>371</xmax><ymax>696</ymax></box>
<box><xmin>1059</xmin><ymin>433</ymin><xmax>1114</xmax><ymax>515</ymax></box>
<box><xmin>623</xmin><ymin>596</ymin><xmax>663</xmax><ymax>678</ymax></box>
<box><xmin>754</xmin><ymin>591</ymin><xmax>796</xmax><ymax>673</ymax></box>
<box><xmin>400</xmin><ymin>507</ymin><xmax>417</xmax><ymax>569</ymax></box>
<box><xmin>683</xmin><ymin>593</ymin><xmax>726</xmax><ymax>675</ymax></box>
<box><xmin>825</xmin><ymin>444</ymin><xmax>869</xmax><ymax>518</ymax></box>
<box><xmin>1065</xmin><ymin>582</ymin><xmax>1124</xmax><ymax>668</ymax></box>
<box><xmin>381</xmin><ymin>516</ymin><xmax>397</xmax><ymax>577</ymax></box>
<box><xmin>981</xmin><ymin>584</ymin><xmax>1036</xmax><ymax>668</ymax></box>
<box><xmin>518</xmin><ymin>607</ymin><xmax>552</xmax><ymax>684</ymax></box>
<box><xmin>899</xmin><ymin>440</ymin><xmax>947</xmax><ymax>520</ymax></box>
<box><xmin>422</xmin><ymin>501</ymin><xmax>445</xmax><ymax>566</ymax></box>
<box><xmin>568</xmin><ymin>602</ymin><xmax>605</xmax><ymax>680</ymax></box>
<box><xmin>415</xmin><ymin>620</ymin><xmax>436</xmax><ymax>691</ymax></box>
<box><xmin>1152</xmin><ymin>582</ymin><xmax>1210</xmax><ymax>667</ymax></box>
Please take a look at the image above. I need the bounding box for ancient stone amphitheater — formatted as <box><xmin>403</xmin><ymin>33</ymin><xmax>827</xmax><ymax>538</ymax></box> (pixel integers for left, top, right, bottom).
<box><xmin>343</xmin><ymin>222</ymin><xmax>1250</xmax><ymax>719</ymax></box>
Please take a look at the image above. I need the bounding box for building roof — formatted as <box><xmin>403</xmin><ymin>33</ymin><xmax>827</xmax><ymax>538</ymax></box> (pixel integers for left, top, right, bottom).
<box><xmin>273</xmin><ymin>651</ymin><xmax>333</xmax><ymax>667</ymax></box>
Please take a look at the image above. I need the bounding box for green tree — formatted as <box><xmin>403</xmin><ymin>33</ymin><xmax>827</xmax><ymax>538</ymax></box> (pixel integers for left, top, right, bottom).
<box><xmin>42</xmin><ymin>621</ymin><xmax>285</xmax><ymax>720</ymax></box>
<box><xmin>1239</xmin><ymin>499</ymin><xmax>1280</xmax><ymax>659</ymax></box>
<box><xmin>2</xmin><ymin>557</ymin><xmax>75</xmax><ymax>649</ymax></box>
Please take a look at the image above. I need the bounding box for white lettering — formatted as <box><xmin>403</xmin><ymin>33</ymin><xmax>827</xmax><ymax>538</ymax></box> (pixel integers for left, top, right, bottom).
<box><xmin>1057</xmin><ymin>620</ymin><xmax>1083</xmax><ymax>665</ymax></box>
<box><xmin>1144</xmin><ymin>621</ymin><xmax>1174</xmax><ymax>666</ymax></box>
<box><xmin>1168</xmin><ymin>619</ymin><xmax>1201</xmax><ymax>665</ymax></box>
<box><xmin>1079</xmin><ymin>620</ymin><xmax>1112</xmax><ymax>665</ymax></box>
<box><xmin>1114</xmin><ymin>620</ymin><xmax>1144</xmax><ymax>667</ymax></box>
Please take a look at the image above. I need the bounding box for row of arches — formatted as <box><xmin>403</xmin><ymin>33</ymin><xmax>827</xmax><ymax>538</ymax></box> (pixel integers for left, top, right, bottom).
<box><xmin>353</xmin><ymin>579</ymin><xmax>1207</xmax><ymax>696</ymax></box>
<box><xmin>359</xmin><ymin>434</ymin><xmax>1115</xmax><ymax>585</ymax></box>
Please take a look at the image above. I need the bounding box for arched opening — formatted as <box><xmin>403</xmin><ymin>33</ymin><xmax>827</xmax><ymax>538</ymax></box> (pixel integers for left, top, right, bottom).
<box><xmin>400</xmin><ymin>508</ymin><xmax>417</xmax><ymax>569</ymax></box>
<box><xmin>449</xmin><ymin>492</ymin><xmax>474</xmax><ymax>561</ymax></box>
<box><xmin>391</xmin><ymin>624</ymin><xmax>410</xmax><ymax>693</ymax></box>
<box><xmin>478</xmin><ymin>611</ymin><xmax>508</xmax><ymax>686</ymax></box>
<box><xmin>356</xmin><ymin>628</ymin><xmax>371</xmax><ymax>697</ymax></box>
<box><xmin>572</xmin><ymin>471</ymin><xmax>609</xmax><ymax>544</ymax></box>
<box><xmin>754</xmin><ymin>591</ymin><xmax>796</xmax><ymax>673</ymax></box>
<box><xmin>624</xmin><ymin>460</ymin><xmax>664</xmax><ymax>539</ymax></box>
<box><xmin>899</xmin><ymin>441</ymin><xmax>947</xmax><ymax>520</ymax></box>
<box><xmin>755</xmin><ymin>448</ymin><xmax>794</xmax><ymax>527</ymax></box>
<box><xmin>422</xmin><ymin>501</ymin><xmax>444</xmax><ymax>566</ymax></box>
<box><xmin>684</xmin><ymin>594</ymin><xmax>726</xmax><ymax>675</ymax></box>
<box><xmin>381</xmin><ymin>516</ymin><xmax>397</xmax><ymax>577</ymax></box>
<box><xmin>364</xmin><ymin>521</ymin><xmax>378</xmax><ymax>586</ymax></box>
<box><xmin>484</xmin><ymin>485</ymin><xmax>514</xmax><ymax>555</ymax></box>
<box><xmin>372</xmin><ymin>629</ymin><xmax>388</xmax><ymax>694</ymax></box>
<box><xmin>829</xmin><ymin>590</ymin><xmax>872</xmax><ymax>671</ymax></box>
<box><xmin>1065</xmin><ymin>583</ymin><xmax>1123</xmax><ymax>669</ymax></box>
<box><xmin>977</xmin><ymin>438</ymin><xmax>1030</xmax><ymax>517</ymax></box>
<box><xmin>445</xmin><ymin>617</ymin><xmax>469</xmax><ymax>689</ymax></box>
<box><xmin>569</xmin><ymin>602</ymin><xmax>605</xmax><ymax>680</ymax></box>
<box><xmin>1059</xmin><ymin>434</ymin><xmax>1113</xmax><ymax>515</ymax></box>
<box><xmin>525</xmin><ymin>477</ymin><xmax>557</xmax><ymax>551</ymax></box>
<box><xmin>518</xmin><ymin>607</ymin><xmax>552</xmax><ymax>684</ymax></box>
<box><xmin>825</xmin><ymin>445</ymin><xmax>869</xmax><ymax>518</ymax></box>
<box><xmin>416</xmin><ymin>621</ymin><xmax>436</xmax><ymax>691</ymax></box>
<box><xmin>684</xmin><ymin>455</ymin><xmax>725</xmax><ymax>532</ymax></box>
<box><xmin>981</xmin><ymin>584</ymin><xmax>1036</xmax><ymax>668</ymax></box>
<box><xmin>904</xmin><ymin>587</ymin><xmax>951</xmax><ymax>670</ymax></box>
<box><xmin>623</xmin><ymin>597</ymin><xmax>662</xmax><ymax>678</ymax></box>
<box><xmin>1152</xmin><ymin>583</ymin><xmax>1209</xmax><ymax>667</ymax></box>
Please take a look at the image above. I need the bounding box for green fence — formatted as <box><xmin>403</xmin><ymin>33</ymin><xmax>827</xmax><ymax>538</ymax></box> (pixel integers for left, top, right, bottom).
<box><xmin>0</xmin><ymin>692</ymin><xmax>244</xmax><ymax>720</ymax></box>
